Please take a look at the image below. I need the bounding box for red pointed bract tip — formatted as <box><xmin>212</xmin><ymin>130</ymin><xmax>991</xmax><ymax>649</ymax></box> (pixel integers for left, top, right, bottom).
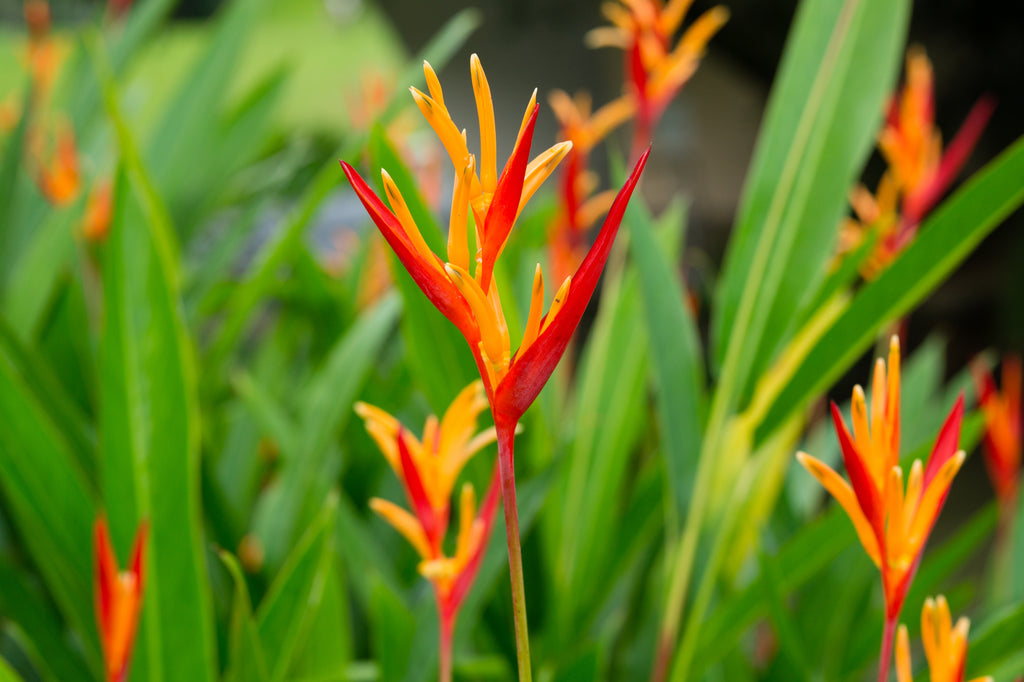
<box><xmin>93</xmin><ymin>516</ymin><xmax>147</xmax><ymax>682</ymax></box>
<box><xmin>494</xmin><ymin>147</ymin><xmax>650</xmax><ymax>423</ymax></box>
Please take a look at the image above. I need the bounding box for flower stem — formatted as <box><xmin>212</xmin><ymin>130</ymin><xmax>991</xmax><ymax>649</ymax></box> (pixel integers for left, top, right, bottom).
<box><xmin>496</xmin><ymin>420</ymin><xmax>532</xmax><ymax>682</ymax></box>
<box><xmin>439</xmin><ymin>611</ymin><xmax>454</xmax><ymax>682</ymax></box>
<box><xmin>878</xmin><ymin>614</ymin><xmax>897</xmax><ymax>682</ymax></box>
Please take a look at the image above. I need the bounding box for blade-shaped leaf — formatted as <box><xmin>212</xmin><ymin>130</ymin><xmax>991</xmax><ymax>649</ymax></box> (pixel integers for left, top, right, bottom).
<box><xmin>758</xmin><ymin>134</ymin><xmax>1024</xmax><ymax>445</ymax></box>
<box><xmin>99</xmin><ymin>166</ymin><xmax>216</xmax><ymax>682</ymax></box>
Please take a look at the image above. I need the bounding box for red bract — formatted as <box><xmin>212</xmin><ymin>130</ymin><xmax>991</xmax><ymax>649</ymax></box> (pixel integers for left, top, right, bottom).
<box><xmin>94</xmin><ymin>517</ymin><xmax>147</xmax><ymax>682</ymax></box>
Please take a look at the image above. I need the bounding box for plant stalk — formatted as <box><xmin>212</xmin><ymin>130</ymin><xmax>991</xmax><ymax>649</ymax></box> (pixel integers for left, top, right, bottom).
<box><xmin>439</xmin><ymin>611</ymin><xmax>454</xmax><ymax>682</ymax></box>
<box><xmin>496</xmin><ymin>419</ymin><xmax>532</xmax><ymax>682</ymax></box>
<box><xmin>877</xmin><ymin>614</ymin><xmax>897</xmax><ymax>682</ymax></box>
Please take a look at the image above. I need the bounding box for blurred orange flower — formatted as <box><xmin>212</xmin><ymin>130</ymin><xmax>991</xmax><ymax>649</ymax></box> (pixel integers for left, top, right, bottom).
<box><xmin>971</xmin><ymin>355</ymin><xmax>1021</xmax><ymax>510</ymax></box>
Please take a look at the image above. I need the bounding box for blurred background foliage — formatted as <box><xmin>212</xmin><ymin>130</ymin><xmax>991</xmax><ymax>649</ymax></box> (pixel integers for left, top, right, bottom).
<box><xmin>0</xmin><ymin>0</ymin><xmax>1021</xmax><ymax>681</ymax></box>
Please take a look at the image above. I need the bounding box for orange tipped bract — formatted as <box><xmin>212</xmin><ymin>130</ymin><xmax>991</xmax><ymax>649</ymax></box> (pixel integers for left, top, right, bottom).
<box><xmin>94</xmin><ymin>517</ymin><xmax>147</xmax><ymax>682</ymax></box>
<box><xmin>971</xmin><ymin>355</ymin><xmax>1022</xmax><ymax>508</ymax></box>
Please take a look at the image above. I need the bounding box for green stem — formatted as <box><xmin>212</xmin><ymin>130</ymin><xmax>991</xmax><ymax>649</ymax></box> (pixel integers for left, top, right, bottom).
<box><xmin>496</xmin><ymin>419</ymin><xmax>532</xmax><ymax>682</ymax></box>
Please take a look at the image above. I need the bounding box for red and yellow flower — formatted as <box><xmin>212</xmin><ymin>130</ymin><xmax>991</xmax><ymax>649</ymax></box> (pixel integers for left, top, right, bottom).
<box><xmin>547</xmin><ymin>90</ymin><xmax>635</xmax><ymax>285</ymax></box>
<box><xmin>356</xmin><ymin>381</ymin><xmax>501</xmax><ymax>681</ymax></box>
<box><xmin>82</xmin><ymin>179</ymin><xmax>113</xmax><ymax>242</ymax></box>
<box><xmin>843</xmin><ymin>47</ymin><xmax>994</xmax><ymax>278</ymax></box>
<box><xmin>93</xmin><ymin>517</ymin><xmax>147</xmax><ymax>682</ymax></box>
<box><xmin>896</xmin><ymin>595</ymin><xmax>992</xmax><ymax>682</ymax></box>
<box><xmin>971</xmin><ymin>355</ymin><xmax>1021</xmax><ymax>510</ymax></box>
<box><xmin>797</xmin><ymin>336</ymin><xmax>967</xmax><ymax>681</ymax></box>
<box><xmin>586</xmin><ymin>0</ymin><xmax>728</xmax><ymax>150</ymax></box>
<box><xmin>340</xmin><ymin>55</ymin><xmax>648</xmax><ymax>429</ymax></box>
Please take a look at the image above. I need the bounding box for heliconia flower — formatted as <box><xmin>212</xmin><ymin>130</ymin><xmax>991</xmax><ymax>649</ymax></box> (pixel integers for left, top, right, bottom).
<box><xmin>82</xmin><ymin>180</ymin><xmax>113</xmax><ymax>242</ymax></box>
<box><xmin>586</xmin><ymin>0</ymin><xmax>728</xmax><ymax>152</ymax></box>
<box><xmin>36</xmin><ymin>123</ymin><xmax>81</xmax><ymax>206</ymax></box>
<box><xmin>842</xmin><ymin>47</ymin><xmax>994</xmax><ymax>278</ymax></box>
<box><xmin>355</xmin><ymin>381</ymin><xmax>501</xmax><ymax>682</ymax></box>
<box><xmin>547</xmin><ymin>89</ymin><xmax>635</xmax><ymax>285</ymax></box>
<box><xmin>797</xmin><ymin>336</ymin><xmax>966</xmax><ymax>682</ymax></box>
<box><xmin>895</xmin><ymin>596</ymin><xmax>992</xmax><ymax>682</ymax></box>
<box><xmin>340</xmin><ymin>55</ymin><xmax>650</xmax><ymax>427</ymax></box>
<box><xmin>971</xmin><ymin>355</ymin><xmax>1021</xmax><ymax>509</ymax></box>
<box><xmin>94</xmin><ymin>517</ymin><xmax>147</xmax><ymax>682</ymax></box>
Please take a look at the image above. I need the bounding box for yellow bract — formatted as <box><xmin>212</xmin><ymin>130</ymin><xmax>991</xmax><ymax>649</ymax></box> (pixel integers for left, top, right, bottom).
<box><xmin>896</xmin><ymin>596</ymin><xmax>992</xmax><ymax>682</ymax></box>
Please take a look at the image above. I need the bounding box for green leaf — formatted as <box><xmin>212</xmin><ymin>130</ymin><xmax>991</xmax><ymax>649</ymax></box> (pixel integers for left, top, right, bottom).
<box><xmin>99</xmin><ymin>167</ymin><xmax>216</xmax><ymax>682</ymax></box>
<box><xmin>145</xmin><ymin>0</ymin><xmax>273</xmax><ymax>219</ymax></box>
<box><xmin>0</xmin><ymin>320</ymin><xmax>99</xmax><ymax>671</ymax></box>
<box><xmin>256</xmin><ymin>497</ymin><xmax>337</xmax><ymax>682</ymax></box>
<box><xmin>624</xmin><ymin>193</ymin><xmax>704</xmax><ymax>523</ymax></box>
<box><xmin>0</xmin><ymin>657</ymin><xmax>25</xmax><ymax>682</ymax></box>
<box><xmin>556</xmin><ymin>256</ymin><xmax>650</xmax><ymax>638</ymax></box>
<box><xmin>370</xmin><ymin>578</ymin><xmax>415</xmax><ymax>682</ymax></box>
<box><xmin>0</xmin><ymin>82</ymin><xmax>31</xmax><ymax>267</ymax></box>
<box><xmin>711</xmin><ymin>0</ymin><xmax>909</xmax><ymax>412</ymax></box>
<box><xmin>252</xmin><ymin>294</ymin><xmax>399</xmax><ymax>569</ymax></box>
<box><xmin>220</xmin><ymin>551</ymin><xmax>270</xmax><ymax>682</ymax></box>
<box><xmin>0</xmin><ymin>559</ymin><xmax>92</xmax><ymax>682</ymax></box>
<box><xmin>759</xmin><ymin>134</ymin><xmax>1024</xmax><ymax>444</ymax></box>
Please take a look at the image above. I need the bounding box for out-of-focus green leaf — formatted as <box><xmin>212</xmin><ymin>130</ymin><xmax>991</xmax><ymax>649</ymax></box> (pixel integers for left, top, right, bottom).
<box><xmin>962</xmin><ymin>599</ymin><xmax>1024</xmax><ymax>681</ymax></box>
<box><xmin>256</xmin><ymin>496</ymin><xmax>337</xmax><ymax>682</ymax></box>
<box><xmin>205</xmin><ymin>8</ymin><xmax>478</xmax><ymax>371</ymax></box>
<box><xmin>252</xmin><ymin>294</ymin><xmax>399</xmax><ymax>569</ymax></box>
<box><xmin>289</xmin><ymin>559</ymin><xmax>352</xmax><ymax>677</ymax></box>
<box><xmin>0</xmin><ymin>657</ymin><xmax>24</xmax><ymax>682</ymax></box>
<box><xmin>366</xmin><ymin>125</ymin><xmax>477</xmax><ymax>412</ymax></box>
<box><xmin>145</xmin><ymin>0</ymin><xmax>273</xmax><ymax>216</ymax></box>
<box><xmin>0</xmin><ymin>560</ymin><xmax>92</xmax><ymax>682</ymax></box>
<box><xmin>334</xmin><ymin>493</ymin><xmax>404</xmax><ymax>612</ymax></box>
<box><xmin>99</xmin><ymin>167</ymin><xmax>216</xmax><ymax>682</ymax></box>
<box><xmin>370</xmin><ymin>578</ymin><xmax>415</xmax><ymax>682</ymax></box>
<box><xmin>557</xmin><ymin>259</ymin><xmax>649</xmax><ymax>637</ymax></box>
<box><xmin>1</xmin><ymin>207</ymin><xmax>77</xmax><ymax>343</ymax></box>
<box><xmin>0</xmin><ymin>83</ymin><xmax>31</xmax><ymax>264</ymax></box>
<box><xmin>0</xmin><ymin>321</ymin><xmax>98</xmax><ymax>671</ymax></box>
<box><xmin>759</xmin><ymin>134</ymin><xmax>1024</xmax><ymax>445</ymax></box>
<box><xmin>711</xmin><ymin>0</ymin><xmax>909</xmax><ymax>406</ymax></box>
<box><xmin>624</xmin><ymin>193</ymin><xmax>704</xmax><ymax>524</ymax></box>
<box><xmin>221</xmin><ymin>551</ymin><xmax>270</xmax><ymax>682</ymax></box>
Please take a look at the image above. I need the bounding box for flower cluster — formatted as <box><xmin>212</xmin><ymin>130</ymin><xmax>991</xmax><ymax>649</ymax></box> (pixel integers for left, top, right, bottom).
<box><xmin>356</xmin><ymin>381</ymin><xmax>502</xmax><ymax>680</ymax></box>
<box><xmin>797</xmin><ymin>336</ymin><xmax>967</xmax><ymax>680</ymax></box>
<box><xmin>586</xmin><ymin>0</ymin><xmax>729</xmax><ymax>152</ymax></box>
<box><xmin>840</xmin><ymin>47</ymin><xmax>994</xmax><ymax>277</ymax></box>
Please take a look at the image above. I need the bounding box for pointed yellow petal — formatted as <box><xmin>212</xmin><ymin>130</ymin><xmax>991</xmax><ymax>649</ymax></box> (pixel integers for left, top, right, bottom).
<box><xmin>518</xmin><ymin>142</ymin><xmax>573</xmax><ymax>217</ymax></box>
<box><xmin>410</xmin><ymin>87</ymin><xmax>480</xmax><ymax>194</ymax></box>
<box><xmin>369</xmin><ymin>498</ymin><xmax>432</xmax><ymax>560</ymax></box>
<box><xmin>886</xmin><ymin>335</ymin><xmax>901</xmax><ymax>469</ymax></box>
<box><xmin>871</xmin><ymin>358</ymin><xmax>887</xmax><ymax>459</ymax></box>
<box><xmin>584</xmin><ymin>26</ymin><xmax>630</xmax><ymax>50</ymax></box>
<box><xmin>659</xmin><ymin>0</ymin><xmax>696</xmax><ymax>35</ymax></box>
<box><xmin>906</xmin><ymin>452</ymin><xmax>965</xmax><ymax>556</ymax></box>
<box><xmin>445</xmin><ymin>263</ymin><xmax>504</xmax><ymax>365</ymax></box>
<box><xmin>423</xmin><ymin>60</ymin><xmax>445</xmax><ymax>107</ymax></box>
<box><xmin>456</xmin><ymin>482</ymin><xmax>477</xmax><ymax>558</ymax></box>
<box><xmin>519</xmin><ymin>264</ymin><xmax>545</xmax><ymax>355</ymax></box>
<box><xmin>470</xmin><ymin>54</ymin><xmax>498</xmax><ymax>193</ymax></box>
<box><xmin>540</xmin><ymin>275</ymin><xmax>572</xmax><ymax>334</ymax></box>
<box><xmin>516</xmin><ymin>88</ymin><xmax>539</xmax><ymax>145</ymax></box>
<box><xmin>587</xmin><ymin>95</ymin><xmax>637</xmax><ymax>147</ymax></box>
<box><xmin>381</xmin><ymin>169</ymin><xmax>441</xmax><ymax>271</ymax></box>
<box><xmin>577</xmin><ymin>189</ymin><xmax>618</xmax><ymax>230</ymax></box>
<box><xmin>895</xmin><ymin>624</ymin><xmax>912</xmax><ymax>682</ymax></box>
<box><xmin>885</xmin><ymin>466</ymin><xmax>906</xmax><ymax>564</ymax></box>
<box><xmin>447</xmin><ymin>156</ymin><xmax>475</xmax><ymax>271</ymax></box>
<box><xmin>796</xmin><ymin>452</ymin><xmax>882</xmax><ymax>566</ymax></box>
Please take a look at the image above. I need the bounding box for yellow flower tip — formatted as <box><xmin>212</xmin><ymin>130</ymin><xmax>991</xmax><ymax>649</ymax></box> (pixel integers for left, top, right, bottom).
<box><xmin>353</xmin><ymin>401</ymin><xmax>371</xmax><ymax>418</ymax></box>
<box><xmin>541</xmin><ymin>275</ymin><xmax>572</xmax><ymax>333</ymax></box>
